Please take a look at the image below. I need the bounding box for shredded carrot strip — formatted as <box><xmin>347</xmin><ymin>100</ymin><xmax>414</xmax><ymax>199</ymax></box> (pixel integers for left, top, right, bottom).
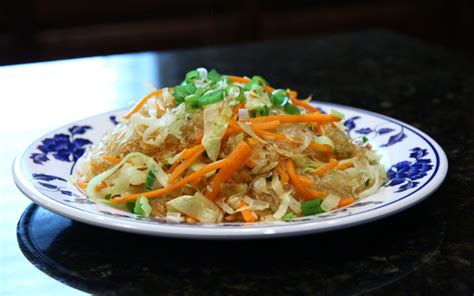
<box><xmin>248</xmin><ymin>138</ymin><xmax>259</xmax><ymax>145</ymax></box>
<box><xmin>180</xmin><ymin>144</ymin><xmax>203</xmax><ymax>160</ymax></box>
<box><xmin>90</xmin><ymin>162</ymin><xmax>102</xmax><ymax>172</ymax></box>
<box><xmin>308</xmin><ymin>142</ymin><xmax>333</xmax><ymax>153</ymax></box>
<box><xmin>102</xmin><ymin>155</ymin><xmax>120</xmax><ymax>164</ymax></box>
<box><xmin>111</xmin><ymin>160</ymin><xmax>228</xmax><ymax>204</ymax></box>
<box><xmin>315</xmin><ymin>159</ymin><xmax>340</xmax><ymax>176</ymax></box>
<box><xmin>168</xmin><ymin>145</ymin><xmax>205</xmax><ymax>183</ymax></box>
<box><xmin>123</xmin><ymin>88</ymin><xmax>173</xmax><ymax>119</ymax></box>
<box><xmin>289</xmin><ymin>95</ymin><xmax>319</xmax><ymax>113</ymax></box>
<box><xmin>251</xmin><ymin>120</ymin><xmax>280</xmax><ymax>130</ymax></box>
<box><xmin>190</xmin><ymin>178</ymin><xmax>201</xmax><ymax>186</ymax></box>
<box><xmin>195</xmin><ymin>132</ymin><xmax>203</xmax><ymax>144</ymax></box>
<box><xmin>227</xmin><ymin>75</ymin><xmax>249</xmax><ymax>84</ymax></box>
<box><xmin>95</xmin><ymin>181</ymin><xmax>107</xmax><ymax>193</ymax></box>
<box><xmin>77</xmin><ymin>182</ymin><xmax>88</xmax><ymax>190</ymax></box>
<box><xmin>252</xmin><ymin>127</ymin><xmax>288</xmax><ymax>140</ymax></box>
<box><xmin>242</xmin><ymin>113</ymin><xmax>340</xmax><ymax>124</ymax></box>
<box><xmin>338</xmin><ymin>197</ymin><xmax>355</xmax><ymax>208</ymax></box>
<box><xmin>186</xmin><ymin>216</ymin><xmax>198</xmax><ymax>223</ymax></box>
<box><xmin>297</xmin><ymin>175</ymin><xmax>314</xmax><ymax>186</ymax></box>
<box><xmin>206</xmin><ymin>141</ymin><xmax>252</xmax><ymax>200</ymax></box>
<box><xmin>223</xmin><ymin>118</ymin><xmax>243</xmax><ymax>136</ymax></box>
<box><xmin>276</xmin><ymin>165</ymin><xmax>289</xmax><ymax>185</ymax></box>
<box><xmin>232</xmin><ymin>102</ymin><xmax>245</xmax><ymax>115</ymax></box>
<box><xmin>228</xmin><ymin>117</ymin><xmax>240</xmax><ymax>127</ymax></box>
<box><xmin>225</xmin><ymin>125</ymin><xmax>243</xmax><ymax>136</ymax></box>
<box><xmin>166</xmin><ymin>159</ymin><xmax>180</xmax><ymax>174</ymax></box>
<box><xmin>309</xmin><ymin>141</ymin><xmax>335</xmax><ymax>160</ymax></box>
<box><xmin>246</xmin><ymin>159</ymin><xmax>256</xmax><ymax>168</ymax></box>
<box><xmin>337</xmin><ymin>162</ymin><xmax>354</xmax><ymax>170</ymax></box>
<box><xmin>240</xmin><ymin>200</ymin><xmax>256</xmax><ymax>223</ymax></box>
<box><xmin>286</xmin><ymin>159</ymin><xmax>326</xmax><ymax>200</ymax></box>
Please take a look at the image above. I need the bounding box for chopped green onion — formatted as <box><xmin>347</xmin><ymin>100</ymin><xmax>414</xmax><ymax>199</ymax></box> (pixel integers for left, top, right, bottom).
<box><xmin>243</xmin><ymin>75</ymin><xmax>268</xmax><ymax>91</ymax></box>
<box><xmin>284</xmin><ymin>103</ymin><xmax>301</xmax><ymax>114</ymax></box>
<box><xmin>185</xmin><ymin>70</ymin><xmax>200</xmax><ymax>83</ymax></box>
<box><xmin>330</xmin><ymin>109</ymin><xmax>345</xmax><ymax>119</ymax></box>
<box><xmin>195</xmin><ymin>84</ymin><xmax>212</xmax><ymax>97</ymax></box>
<box><xmin>225</xmin><ymin>85</ymin><xmax>244</xmax><ymax>102</ymax></box>
<box><xmin>185</xmin><ymin>94</ymin><xmax>200</xmax><ymax>108</ymax></box>
<box><xmin>221</xmin><ymin>76</ymin><xmax>232</xmax><ymax>84</ymax></box>
<box><xmin>252</xmin><ymin>75</ymin><xmax>268</xmax><ymax>86</ymax></box>
<box><xmin>173</xmin><ymin>83</ymin><xmax>197</xmax><ymax>103</ymax></box>
<box><xmin>207</xmin><ymin>69</ymin><xmax>222</xmax><ymax>82</ymax></box>
<box><xmin>104</xmin><ymin>194</ymin><xmax>111</xmax><ymax>201</ymax></box>
<box><xmin>271</xmin><ymin>89</ymin><xmax>289</xmax><ymax>106</ymax></box>
<box><xmin>198</xmin><ymin>89</ymin><xmax>224</xmax><ymax>106</ymax></box>
<box><xmin>301</xmin><ymin>198</ymin><xmax>325</xmax><ymax>216</ymax></box>
<box><xmin>362</xmin><ymin>136</ymin><xmax>369</xmax><ymax>144</ymax></box>
<box><xmin>126</xmin><ymin>201</ymin><xmax>136</xmax><ymax>213</ymax></box>
<box><xmin>145</xmin><ymin>169</ymin><xmax>156</xmax><ymax>191</ymax></box>
<box><xmin>134</xmin><ymin>196</ymin><xmax>152</xmax><ymax>217</ymax></box>
<box><xmin>250</xmin><ymin>105</ymin><xmax>269</xmax><ymax>117</ymax></box>
<box><xmin>282</xmin><ymin>212</ymin><xmax>297</xmax><ymax>221</ymax></box>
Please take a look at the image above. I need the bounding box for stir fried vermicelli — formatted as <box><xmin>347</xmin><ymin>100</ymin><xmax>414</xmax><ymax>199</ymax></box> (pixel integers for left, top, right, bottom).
<box><xmin>75</xmin><ymin>68</ymin><xmax>386</xmax><ymax>223</ymax></box>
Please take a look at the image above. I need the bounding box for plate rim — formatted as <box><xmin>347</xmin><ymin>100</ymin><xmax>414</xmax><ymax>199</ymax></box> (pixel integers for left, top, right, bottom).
<box><xmin>12</xmin><ymin>101</ymin><xmax>449</xmax><ymax>239</ymax></box>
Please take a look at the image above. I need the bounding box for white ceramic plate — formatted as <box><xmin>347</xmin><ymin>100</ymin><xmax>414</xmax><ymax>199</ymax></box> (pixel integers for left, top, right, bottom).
<box><xmin>13</xmin><ymin>102</ymin><xmax>448</xmax><ymax>239</ymax></box>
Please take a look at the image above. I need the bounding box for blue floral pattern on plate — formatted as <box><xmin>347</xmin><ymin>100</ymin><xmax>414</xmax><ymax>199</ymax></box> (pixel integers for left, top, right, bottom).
<box><xmin>386</xmin><ymin>147</ymin><xmax>433</xmax><ymax>192</ymax></box>
<box><xmin>343</xmin><ymin>116</ymin><xmax>407</xmax><ymax>147</ymax></box>
<box><xmin>30</xmin><ymin>125</ymin><xmax>92</xmax><ymax>174</ymax></box>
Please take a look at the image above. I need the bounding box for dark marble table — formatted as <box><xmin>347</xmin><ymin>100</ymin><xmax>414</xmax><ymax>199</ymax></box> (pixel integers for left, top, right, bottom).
<box><xmin>2</xmin><ymin>31</ymin><xmax>473</xmax><ymax>295</ymax></box>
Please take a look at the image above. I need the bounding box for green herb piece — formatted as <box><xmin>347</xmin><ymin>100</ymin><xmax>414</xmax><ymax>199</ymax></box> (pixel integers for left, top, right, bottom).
<box><xmin>362</xmin><ymin>136</ymin><xmax>369</xmax><ymax>144</ymax></box>
<box><xmin>207</xmin><ymin>69</ymin><xmax>222</xmax><ymax>82</ymax></box>
<box><xmin>173</xmin><ymin>83</ymin><xmax>197</xmax><ymax>103</ymax></box>
<box><xmin>126</xmin><ymin>201</ymin><xmax>136</xmax><ymax>213</ymax></box>
<box><xmin>271</xmin><ymin>89</ymin><xmax>289</xmax><ymax>106</ymax></box>
<box><xmin>185</xmin><ymin>70</ymin><xmax>200</xmax><ymax>83</ymax></box>
<box><xmin>134</xmin><ymin>196</ymin><xmax>152</xmax><ymax>217</ymax></box>
<box><xmin>221</xmin><ymin>76</ymin><xmax>232</xmax><ymax>84</ymax></box>
<box><xmin>284</xmin><ymin>103</ymin><xmax>301</xmax><ymax>114</ymax></box>
<box><xmin>301</xmin><ymin>198</ymin><xmax>325</xmax><ymax>216</ymax></box>
<box><xmin>185</xmin><ymin>94</ymin><xmax>200</xmax><ymax>108</ymax></box>
<box><xmin>104</xmin><ymin>194</ymin><xmax>111</xmax><ymax>201</ymax></box>
<box><xmin>225</xmin><ymin>85</ymin><xmax>244</xmax><ymax>102</ymax></box>
<box><xmin>252</xmin><ymin>75</ymin><xmax>268</xmax><ymax>86</ymax></box>
<box><xmin>250</xmin><ymin>105</ymin><xmax>270</xmax><ymax>117</ymax></box>
<box><xmin>282</xmin><ymin>212</ymin><xmax>297</xmax><ymax>221</ymax></box>
<box><xmin>243</xmin><ymin>75</ymin><xmax>268</xmax><ymax>91</ymax></box>
<box><xmin>198</xmin><ymin>90</ymin><xmax>224</xmax><ymax>106</ymax></box>
<box><xmin>330</xmin><ymin>109</ymin><xmax>345</xmax><ymax>119</ymax></box>
<box><xmin>145</xmin><ymin>170</ymin><xmax>156</xmax><ymax>191</ymax></box>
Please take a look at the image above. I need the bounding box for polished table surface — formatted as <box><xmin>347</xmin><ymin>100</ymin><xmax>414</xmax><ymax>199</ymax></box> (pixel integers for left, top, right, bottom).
<box><xmin>1</xmin><ymin>31</ymin><xmax>473</xmax><ymax>295</ymax></box>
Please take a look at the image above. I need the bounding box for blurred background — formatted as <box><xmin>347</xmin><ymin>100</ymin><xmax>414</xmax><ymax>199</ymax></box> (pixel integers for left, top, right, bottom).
<box><xmin>1</xmin><ymin>0</ymin><xmax>473</xmax><ymax>65</ymax></box>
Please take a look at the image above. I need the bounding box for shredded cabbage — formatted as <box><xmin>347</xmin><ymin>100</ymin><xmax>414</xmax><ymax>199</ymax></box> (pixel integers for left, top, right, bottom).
<box><xmin>166</xmin><ymin>192</ymin><xmax>221</xmax><ymax>223</ymax></box>
<box><xmin>202</xmin><ymin>102</ymin><xmax>229</xmax><ymax>161</ymax></box>
<box><xmin>321</xmin><ymin>194</ymin><xmax>341</xmax><ymax>212</ymax></box>
<box><xmin>134</xmin><ymin>196</ymin><xmax>152</xmax><ymax>217</ymax></box>
<box><xmin>86</xmin><ymin>152</ymin><xmax>165</xmax><ymax>200</ymax></box>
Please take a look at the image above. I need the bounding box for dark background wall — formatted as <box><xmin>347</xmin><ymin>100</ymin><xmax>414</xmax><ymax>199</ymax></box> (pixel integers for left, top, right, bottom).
<box><xmin>1</xmin><ymin>0</ymin><xmax>473</xmax><ymax>65</ymax></box>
